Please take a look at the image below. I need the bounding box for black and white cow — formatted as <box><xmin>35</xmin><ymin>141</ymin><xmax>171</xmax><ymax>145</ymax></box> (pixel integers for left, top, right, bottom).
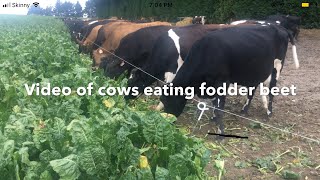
<box><xmin>102</xmin><ymin>25</ymin><xmax>173</xmax><ymax>78</ymax></box>
<box><xmin>63</xmin><ymin>19</ymin><xmax>86</xmax><ymax>42</ymax></box>
<box><xmin>193</xmin><ymin>16</ymin><xmax>206</xmax><ymax>25</ymax></box>
<box><xmin>160</xmin><ymin>25</ymin><xmax>299</xmax><ymax>135</ymax></box>
<box><xmin>230</xmin><ymin>14</ymin><xmax>301</xmax><ymax>40</ymax></box>
<box><xmin>266</xmin><ymin>14</ymin><xmax>301</xmax><ymax>40</ymax></box>
<box><xmin>125</xmin><ymin>24</ymin><xmax>231</xmax><ymax>109</ymax></box>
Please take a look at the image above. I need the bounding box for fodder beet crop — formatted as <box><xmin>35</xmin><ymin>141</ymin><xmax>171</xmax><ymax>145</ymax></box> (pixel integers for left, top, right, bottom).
<box><xmin>0</xmin><ymin>15</ymin><xmax>214</xmax><ymax>179</ymax></box>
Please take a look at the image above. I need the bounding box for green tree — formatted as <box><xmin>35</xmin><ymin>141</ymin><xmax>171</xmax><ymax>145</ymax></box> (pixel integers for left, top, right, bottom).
<box><xmin>43</xmin><ymin>7</ymin><xmax>54</xmax><ymax>16</ymax></box>
<box><xmin>54</xmin><ymin>0</ymin><xmax>62</xmax><ymax>16</ymax></box>
<box><xmin>84</xmin><ymin>0</ymin><xmax>97</xmax><ymax>17</ymax></box>
<box><xmin>74</xmin><ymin>1</ymin><xmax>83</xmax><ymax>17</ymax></box>
<box><xmin>92</xmin><ymin>0</ymin><xmax>319</xmax><ymax>28</ymax></box>
<box><xmin>27</xmin><ymin>5</ymin><xmax>44</xmax><ymax>15</ymax></box>
<box><xmin>54</xmin><ymin>0</ymin><xmax>75</xmax><ymax>17</ymax></box>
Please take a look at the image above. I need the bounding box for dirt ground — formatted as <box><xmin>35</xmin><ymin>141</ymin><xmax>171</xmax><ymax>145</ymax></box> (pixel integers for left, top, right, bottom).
<box><xmin>176</xmin><ymin>29</ymin><xmax>320</xmax><ymax>179</ymax></box>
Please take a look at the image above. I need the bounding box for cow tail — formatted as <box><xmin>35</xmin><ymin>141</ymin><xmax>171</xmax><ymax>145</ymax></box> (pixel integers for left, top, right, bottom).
<box><xmin>288</xmin><ymin>31</ymin><xmax>299</xmax><ymax>69</ymax></box>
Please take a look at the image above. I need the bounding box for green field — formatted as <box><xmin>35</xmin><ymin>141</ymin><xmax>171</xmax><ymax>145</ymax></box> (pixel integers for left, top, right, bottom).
<box><xmin>0</xmin><ymin>15</ymin><xmax>222</xmax><ymax>179</ymax></box>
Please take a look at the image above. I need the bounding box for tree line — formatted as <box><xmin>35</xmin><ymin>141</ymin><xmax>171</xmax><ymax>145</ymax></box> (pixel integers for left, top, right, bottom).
<box><xmin>27</xmin><ymin>0</ymin><xmax>319</xmax><ymax>28</ymax></box>
<box><xmin>92</xmin><ymin>0</ymin><xmax>319</xmax><ymax>28</ymax></box>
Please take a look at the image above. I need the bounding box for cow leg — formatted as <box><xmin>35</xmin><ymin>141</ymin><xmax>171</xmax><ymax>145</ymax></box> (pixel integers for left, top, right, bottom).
<box><xmin>211</xmin><ymin>82</ymin><xmax>229</xmax><ymax>137</ymax></box>
<box><xmin>261</xmin><ymin>95</ymin><xmax>269</xmax><ymax>117</ymax></box>
<box><xmin>261</xmin><ymin>71</ymin><xmax>278</xmax><ymax>118</ymax></box>
<box><xmin>295</xmin><ymin>28</ymin><xmax>300</xmax><ymax>41</ymax></box>
<box><xmin>267</xmin><ymin>69</ymin><xmax>278</xmax><ymax>117</ymax></box>
<box><xmin>261</xmin><ymin>81</ymin><xmax>274</xmax><ymax>118</ymax></box>
<box><xmin>211</xmin><ymin>95</ymin><xmax>227</xmax><ymax>141</ymax></box>
<box><xmin>240</xmin><ymin>86</ymin><xmax>257</xmax><ymax>115</ymax></box>
<box><xmin>261</xmin><ymin>71</ymin><xmax>274</xmax><ymax>118</ymax></box>
<box><xmin>211</xmin><ymin>97</ymin><xmax>217</xmax><ymax>118</ymax></box>
<box><xmin>265</xmin><ymin>59</ymin><xmax>282</xmax><ymax>118</ymax></box>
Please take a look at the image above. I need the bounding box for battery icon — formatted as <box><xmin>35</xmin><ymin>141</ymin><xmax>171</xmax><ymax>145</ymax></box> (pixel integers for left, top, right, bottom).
<box><xmin>301</xmin><ymin>2</ymin><xmax>309</xmax><ymax>7</ymax></box>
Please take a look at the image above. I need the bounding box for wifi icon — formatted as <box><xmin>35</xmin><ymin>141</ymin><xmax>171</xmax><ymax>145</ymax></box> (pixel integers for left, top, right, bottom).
<box><xmin>33</xmin><ymin>2</ymin><xmax>39</xmax><ymax>7</ymax></box>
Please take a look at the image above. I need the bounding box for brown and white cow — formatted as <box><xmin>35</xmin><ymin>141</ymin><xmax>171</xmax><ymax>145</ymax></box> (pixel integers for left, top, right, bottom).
<box><xmin>91</xmin><ymin>21</ymin><xmax>172</xmax><ymax>70</ymax></box>
<box><xmin>78</xmin><ymin>24</ymin><xmax>103</xmax><ymax>54</ymax></box>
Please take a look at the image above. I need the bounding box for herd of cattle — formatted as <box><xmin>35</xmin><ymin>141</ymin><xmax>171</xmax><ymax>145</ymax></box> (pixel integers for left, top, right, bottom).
<box><xmin>63</xmin><ymin>15</ymin><xmax>301</xmax><ymax>135</ymax></box>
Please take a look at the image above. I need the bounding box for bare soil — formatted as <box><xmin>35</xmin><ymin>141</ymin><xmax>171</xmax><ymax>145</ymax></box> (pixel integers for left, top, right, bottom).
<box><xmin>175</xmin><ymin>29</ymin><xmax>320</xmax><ymax>179</ymax></box>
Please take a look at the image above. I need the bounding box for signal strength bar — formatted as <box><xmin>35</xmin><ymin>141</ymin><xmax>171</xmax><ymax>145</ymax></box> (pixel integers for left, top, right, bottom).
<box><xmin>2</xmin><ymin>3</ymin><xmax>11</xmax><ymax>8</ymax></box>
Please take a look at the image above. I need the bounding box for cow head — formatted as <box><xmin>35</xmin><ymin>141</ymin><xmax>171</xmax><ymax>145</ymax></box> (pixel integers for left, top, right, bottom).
<box><xmin>125</xmin><ymin>68</ymin><xmax>145</xmax><ymax>100</ymax></box>
<box><xmin>75</xmin><ymin>35</ymin><xmax>83</xmax><ymax>45</ymax></box>
<box><xmin>286</xmin><ymin>16</ymin><xmax>301</xmax><ymax>39</ymax></box>
<box><xmin>92</xmin><ymin>48</ymin><xmax>109</xmax><ymax>70</ymax></box>
<box><xmin>104</xmin><ymin>56</ymin><xmax>127</xmax><ymax>78</ymax></box>
<box><xmin>78</xmin><ymin>26</ymin><xmax>88</xmax><ymax>42</ymax></box>
<box><xmin>266</xmin><ymin>14</ymin><xmax>301</xmax><ymax>39</ymax></box>
<box><xmin>160</xmin><ymin>94</ymin><xmax>187</xmax><ymax>117</ymax></box>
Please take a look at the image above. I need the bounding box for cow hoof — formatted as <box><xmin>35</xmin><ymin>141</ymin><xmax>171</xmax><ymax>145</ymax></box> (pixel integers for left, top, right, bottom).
<box><xmin>215</xmin><ymin>135</ymin><xmax>225</xmax><ymax>142</ymax></box>
<box><xmin>264</xmin><ymin>114</ymin><xmax>272</xmax><ymax>121</ymax></box>
<box><xmin>267</xmin><ymin>111</ymin><xmax>272</xmax><ymax>118</ymax></box>
<box><xmin>240</xmin><ymin>110</ymin><xmax>248</xmax><ymax>116</ymax></box>
<box><xmin>210</xmin><ymin>116</ymin><xmax>218</xmax><ymax>123</ymax></box>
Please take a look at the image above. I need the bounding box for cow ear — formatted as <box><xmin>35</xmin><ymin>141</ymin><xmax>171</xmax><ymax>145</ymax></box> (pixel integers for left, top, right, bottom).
<box><xmin>131</xmin><ymin>68</ymin><xmax>138</xmax><ymax>75</ymax></box>
<box><xmin>133</xmin><ymin>68</ymin><xmax>138</xmax><ymax>72</ymax></box>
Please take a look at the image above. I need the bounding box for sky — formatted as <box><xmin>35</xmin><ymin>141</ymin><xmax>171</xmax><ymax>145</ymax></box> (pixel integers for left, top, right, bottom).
<box><xmin>0</xmin><ymin>0</ymin><xmax>87</xmax><ymax>15</ymax></box>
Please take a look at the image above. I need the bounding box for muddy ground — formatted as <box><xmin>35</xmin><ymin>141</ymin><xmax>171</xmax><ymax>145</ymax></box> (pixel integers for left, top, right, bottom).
<box><xmin>175</xmin><ymin>29</ymin><xmax>320</xmax><ymax>179</ymax></box>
